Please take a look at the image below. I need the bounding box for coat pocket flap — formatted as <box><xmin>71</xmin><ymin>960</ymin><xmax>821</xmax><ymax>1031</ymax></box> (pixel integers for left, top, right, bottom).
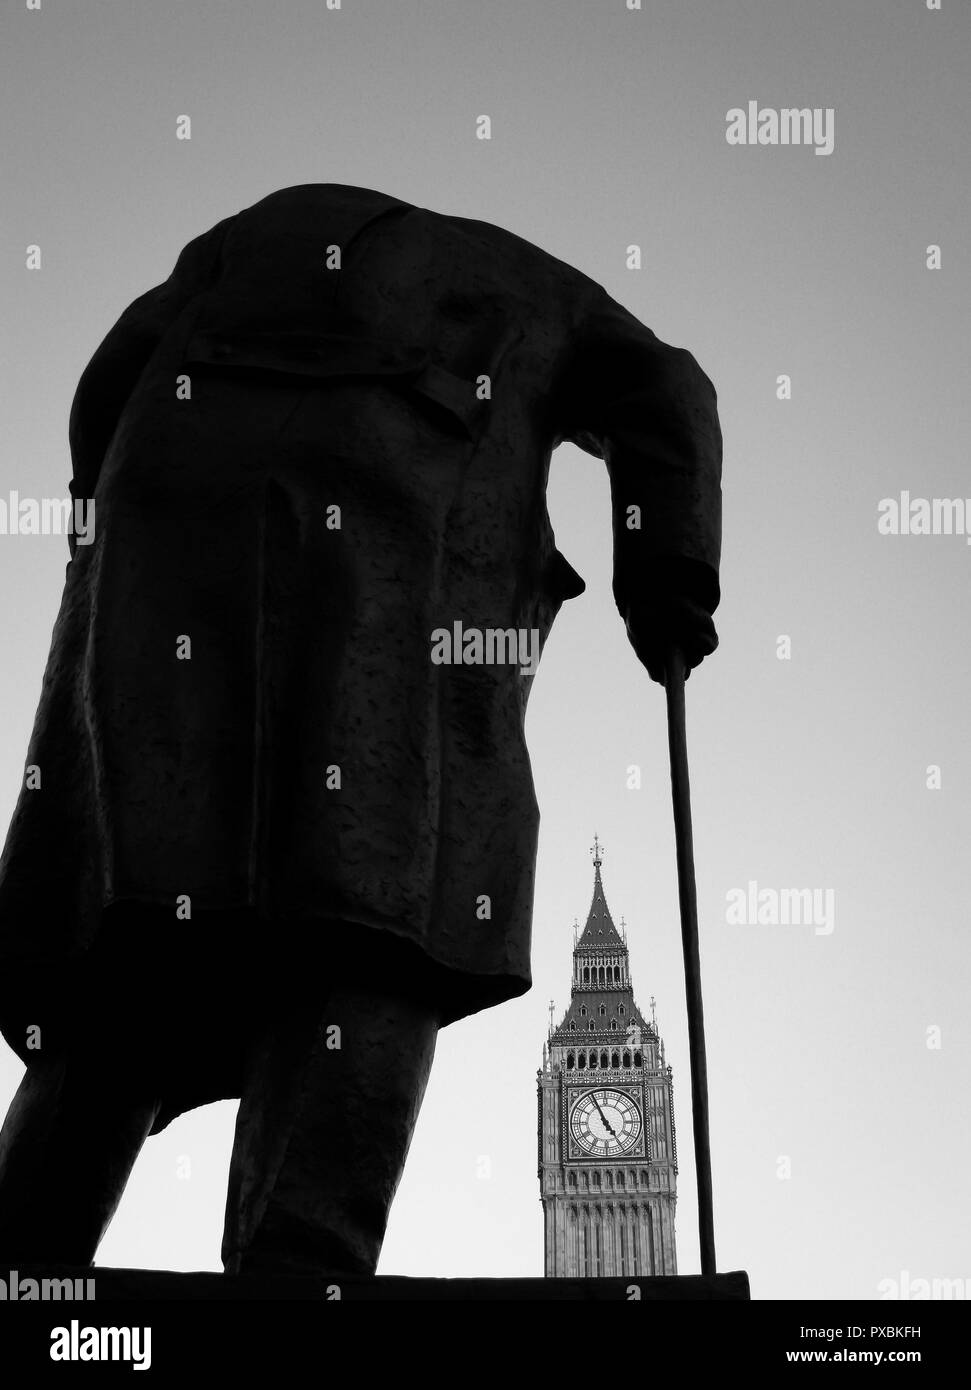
<box><xmin>185</xmin><ymin>329</ymin><xmax>488</xmax><ymax>442</ymax></box>
<box><xmin>409</xmin><ymin>362</ymin><xmax>489</xmax><ymax>440</ymax></box>
<box><xmin>183</xmin><ymin>329</ymin><xmax>430</xmax><ymax>381</ymax></box>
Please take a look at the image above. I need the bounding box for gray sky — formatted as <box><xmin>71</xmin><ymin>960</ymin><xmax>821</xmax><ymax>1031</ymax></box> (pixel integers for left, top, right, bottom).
<box><xmin>1</xmin><ymin>0</ymin><xmax>968</xmax><ymax>1298</ymax></box>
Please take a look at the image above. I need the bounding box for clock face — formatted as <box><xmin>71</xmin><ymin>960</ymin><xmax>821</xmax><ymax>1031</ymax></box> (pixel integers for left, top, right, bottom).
<box><xmin>570</xmin><ymin>1088</ymin><xmax>643</xmax><ymax>1157</ymax></box>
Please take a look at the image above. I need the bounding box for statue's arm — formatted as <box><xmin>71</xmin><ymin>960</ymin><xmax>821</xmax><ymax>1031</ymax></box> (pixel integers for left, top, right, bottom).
<box><xmin>66</xmin><ymin>215</ymin><xmax>235</xmax><ymax>556</ymax></box>
<box><xmin>556</xmin><ymin>286</ymin><xmax>723</xmax><ymax>683</ymax></box>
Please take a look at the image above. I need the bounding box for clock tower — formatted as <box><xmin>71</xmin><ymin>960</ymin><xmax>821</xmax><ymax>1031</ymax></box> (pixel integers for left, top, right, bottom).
<box><xmin>538</xmin><ymin>840</ymin><xmax>678</xmax><ymax>1277</ymax></box>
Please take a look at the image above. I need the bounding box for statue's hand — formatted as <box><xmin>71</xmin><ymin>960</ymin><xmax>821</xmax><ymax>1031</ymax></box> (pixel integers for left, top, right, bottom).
<box><xmin>613</xmin><ymin>554</ymin><xmax>719</xmax><ymax>685</ymax></box>
<box><xmin>620</xmin><ymin>595</ymin><xmax>718</xmax><ymax>686</ymax></box>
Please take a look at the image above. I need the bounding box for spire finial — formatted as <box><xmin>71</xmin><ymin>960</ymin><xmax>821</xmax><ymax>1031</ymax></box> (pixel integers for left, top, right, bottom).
<box><xmin>591</xmin><ymin>833</ymin><xmax>604</xmax><ymax>868</ymax></box>
<box><xmin>650</xmin><ymin>995</ymin><xmax>657</xmax><ymax>1028</ymax></box>
<box><xmin>548</xmin><ymin>998</ymin><xmax>555</xmax><ymax>1037</ymax></box>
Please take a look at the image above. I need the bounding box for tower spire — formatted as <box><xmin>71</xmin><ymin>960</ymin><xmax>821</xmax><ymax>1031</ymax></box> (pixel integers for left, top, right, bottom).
<box><xmin>578</xmin><ymin>834</ymin><xmax>624</xmax><ymax>947</ymax></box>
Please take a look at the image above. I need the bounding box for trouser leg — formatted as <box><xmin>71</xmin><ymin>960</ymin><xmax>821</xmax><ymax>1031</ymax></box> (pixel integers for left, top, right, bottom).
<box><xmin>0</xmin><ymin>1052</ymin><xmax>160</xmax><ymax>1265</ymax></box>
<box><xmin>222</xmin><ymin>983</ymin><xmax>440</xmax><ymax>1278</ymax></box>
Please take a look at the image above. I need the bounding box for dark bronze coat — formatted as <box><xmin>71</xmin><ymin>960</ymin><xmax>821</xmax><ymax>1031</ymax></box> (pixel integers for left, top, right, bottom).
<box><xmin>0</xmin><ymin>184</ymin><xmax>721</xmax><ymax>1113</ymax></box>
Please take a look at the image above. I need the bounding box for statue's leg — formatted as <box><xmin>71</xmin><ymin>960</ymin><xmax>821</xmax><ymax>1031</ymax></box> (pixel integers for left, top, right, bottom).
<box><xmin>222</xmin><ymin>982</ymin><xmax>440</xmax><ymax>1279</ymax></box>
<box><xmin>0</xmin><ymin>1050</ymin><xmax>160</xmax><ymax>1265</ymax></box>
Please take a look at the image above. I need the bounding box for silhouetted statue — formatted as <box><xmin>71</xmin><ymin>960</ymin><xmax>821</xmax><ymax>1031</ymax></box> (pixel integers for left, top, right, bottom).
<box><xmin>0</xmin><ymin>185</ymin><xmax>721</xmax><ymax>1277</ymax></box>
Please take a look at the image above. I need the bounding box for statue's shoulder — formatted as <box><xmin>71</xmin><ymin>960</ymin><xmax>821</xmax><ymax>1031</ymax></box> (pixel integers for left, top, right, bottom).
<box><xmin>236</xmin><ymin>182</ymin><xmax>415</xmax><ymax>221</ymax></box>
<box><xmin>420</xmin><ymin>207</ymin><xmax>607</xmax><ymax>312</ymax></box>
<box><xmin>425</xmin><ymin>206</ymin><xmax>574</xmax><ymax>270</ymax></box>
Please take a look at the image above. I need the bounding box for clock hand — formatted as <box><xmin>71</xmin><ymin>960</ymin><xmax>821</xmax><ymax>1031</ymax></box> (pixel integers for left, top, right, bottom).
<box><xmin>590</xmin><ymin>1094</ymin><xmax>617</xmax><ymax>1136</ymax></box>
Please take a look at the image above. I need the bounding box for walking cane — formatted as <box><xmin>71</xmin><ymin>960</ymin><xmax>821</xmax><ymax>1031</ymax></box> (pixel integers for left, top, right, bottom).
<box><xmin>663</xmin><ymin>646</ymin><xmax>717</xmax><ymax>1278</ymax></box>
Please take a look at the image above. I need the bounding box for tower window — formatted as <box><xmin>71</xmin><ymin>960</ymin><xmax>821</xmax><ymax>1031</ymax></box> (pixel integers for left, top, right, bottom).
<box><xmin>611</xmin><ymin>1051</ymin><xmax>620</xmax><ymax>1068</ymax></box>
<box><xmin>566</xmin><ymin>1052</ymin><xmax>575</xmax><ymax>1069</ymax></box>
<box><xmin>599</xmin><ymin>1004</ymin><xmax>606</xmax><ymax>1016</ymax></box>
<box><xmin>634</xmin><ymin>1051</ymin><xmax>642</xmax><ymax>1067</ymax></box>
<box><xmin>623</xmin><ymin>1051</ymin><xmax>631</xmax><ymax>1067</ymax></box>
<box><xmin>610</xmin><ymin>1020</ymin><xmax>618</xmax><ymax>1031</ymax></box>
<box><xmin>579</xmin><ymin>1006</ymin><xmax>587</xmax><ymax>1017</ymax></box>
<box><xmin>618</xmin><ymin>1004</ymin><xmax>624</xmax><ymax>1015</ymax></box>
<box><xmin>589</xmin><ymin>1021</ymin><xmax>596</xmax><ymax>1031</ymax></box>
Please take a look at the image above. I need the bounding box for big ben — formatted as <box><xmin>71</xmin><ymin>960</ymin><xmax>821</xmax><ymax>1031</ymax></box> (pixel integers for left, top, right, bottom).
<box><xmin>538</xmin><ymin>839</ymin><xmax>678</xmax><ymax>1277</ymax></box>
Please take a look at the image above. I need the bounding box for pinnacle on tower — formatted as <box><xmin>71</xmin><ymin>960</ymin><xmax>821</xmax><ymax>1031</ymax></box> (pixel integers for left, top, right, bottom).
<box><xmin>578</xmin><ymin>836</ymin><xmax>625</xmax><ymax>948</ymax></box>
